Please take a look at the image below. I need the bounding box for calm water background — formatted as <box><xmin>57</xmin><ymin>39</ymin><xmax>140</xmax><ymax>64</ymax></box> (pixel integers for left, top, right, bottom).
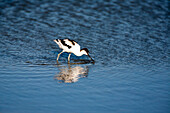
<box><xmin>0</xmin><ymin>0</ymin><xmax>169</xmax><ymax>113</ymax></box>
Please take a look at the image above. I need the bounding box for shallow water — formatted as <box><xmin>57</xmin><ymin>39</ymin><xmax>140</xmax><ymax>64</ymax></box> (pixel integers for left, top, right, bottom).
<box><xmin>0</xmin><ymin>0</ymin><xmax>169</xmax><ymax>113</ymax></box>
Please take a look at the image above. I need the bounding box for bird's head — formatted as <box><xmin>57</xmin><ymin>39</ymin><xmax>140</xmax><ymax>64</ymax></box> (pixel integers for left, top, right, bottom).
<box><xmin>80</xmin><ymin>48</ymin><xmax>89</xmax><ymax>55</ymax></box>
<box><xmin>81</xmin><ymin>48</ymin><xmax>94</xmax><ymax>62</ymax></box>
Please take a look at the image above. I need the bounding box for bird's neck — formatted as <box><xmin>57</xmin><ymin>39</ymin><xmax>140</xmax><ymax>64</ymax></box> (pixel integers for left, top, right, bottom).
<box><xmin>74</xmin><ymin>50</ymin><xmax>85</xmax><ymax>56</ymax></box>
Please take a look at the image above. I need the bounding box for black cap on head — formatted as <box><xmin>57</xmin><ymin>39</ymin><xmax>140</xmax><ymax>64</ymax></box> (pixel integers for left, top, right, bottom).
<box><xmin>81</xmin><ymin>48</ymin><xmax>94</xmax><ymax>62</ymax></box>
<box><xmin>81</xmin><ymin>48</ymin><xmax>89</xmax><ymax>54</ymax></box>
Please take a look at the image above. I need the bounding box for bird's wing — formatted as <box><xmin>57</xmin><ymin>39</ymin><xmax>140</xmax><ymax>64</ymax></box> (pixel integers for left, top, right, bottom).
<box><xmin>64</xmin><ymin>39</ymin><xmax>80</xmax><ymax>50</ymax></box>
<box><xmin>64</xmin><ymin>39</ymin><xmax>75</xmax><ymax>46</ymax></box>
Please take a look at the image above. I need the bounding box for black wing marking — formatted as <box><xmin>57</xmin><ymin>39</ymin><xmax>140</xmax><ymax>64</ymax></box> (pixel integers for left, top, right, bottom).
<box><xmin>60</xmin><ymin>39</ymin><xmax>72</xmax><ymax>49</ymax></box>
<box><xmin>67</xmin><ymin>39</ymin><xmax>75</xmax><ymax>45</ymax></box>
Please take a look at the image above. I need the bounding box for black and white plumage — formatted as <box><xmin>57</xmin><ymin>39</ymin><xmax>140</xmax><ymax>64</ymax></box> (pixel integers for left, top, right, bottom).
<box><xmin>54</xmin><ymin>39</ymin><xmax>94</xmax><ymax>62</ymax></box>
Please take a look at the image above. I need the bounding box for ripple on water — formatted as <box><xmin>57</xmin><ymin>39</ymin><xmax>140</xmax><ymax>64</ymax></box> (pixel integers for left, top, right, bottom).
<box><xmin>0</xmin><ymin>0</ymin><xmax>169</xmax><ymax>113</ymax></box>
<box><xmin>0</xmin><ymin>0</ymin><xmax>168</xmax><ymax>66</ymax></box>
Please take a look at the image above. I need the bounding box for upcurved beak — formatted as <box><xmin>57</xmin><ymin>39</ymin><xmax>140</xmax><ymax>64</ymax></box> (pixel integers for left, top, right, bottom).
<box><xmin>88</xmin><ymin>54</ymin><xmax>95</xmax><ymax>62</ymax></box>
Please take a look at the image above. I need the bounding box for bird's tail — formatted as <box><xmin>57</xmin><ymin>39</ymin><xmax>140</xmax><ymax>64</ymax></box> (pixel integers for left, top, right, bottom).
<box><xmin>53</xmin><ymin>39</ymin><xmax>59</xmax><ymax>42</ymax></box>
<box><xmin>53</xmin><ymin>39</ymin><xmax>62</xmax><ymax>48</ymax></box>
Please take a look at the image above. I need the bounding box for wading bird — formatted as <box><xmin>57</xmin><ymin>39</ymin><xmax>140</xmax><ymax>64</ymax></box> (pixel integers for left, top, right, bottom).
<box><xmin>54</xmin><ymin>39</ymin><xmax>94</xmax><ymax>63</ymax></box>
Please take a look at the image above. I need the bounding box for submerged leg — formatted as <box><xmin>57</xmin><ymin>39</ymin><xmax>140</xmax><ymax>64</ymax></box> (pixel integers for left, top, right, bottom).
<box><xmin>68</xmin><ymin>53</ymin><xmax>71</xmax><ymax>62</ymax></box>
<box><xmin>57</xmin><ymin>51</ymin><xmax>64</xmax><ymax>61</ymax></box>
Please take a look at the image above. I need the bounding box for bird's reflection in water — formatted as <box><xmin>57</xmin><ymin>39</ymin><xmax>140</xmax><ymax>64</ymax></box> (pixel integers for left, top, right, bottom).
<box><xmin>54</xmin><ymin>64</ymin><xmax>89</xmax><ymax>83</ymax></box>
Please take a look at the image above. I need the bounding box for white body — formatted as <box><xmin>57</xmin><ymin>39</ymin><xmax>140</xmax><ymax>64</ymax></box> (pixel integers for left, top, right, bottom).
<box><xmin>54</xmin><ymin>39</ymin><xmax>87</xmax><ymax>56</ymax></box>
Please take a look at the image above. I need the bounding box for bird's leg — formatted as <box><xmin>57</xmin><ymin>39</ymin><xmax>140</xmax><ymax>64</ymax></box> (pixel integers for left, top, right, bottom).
<box><xmin>57</xmin><ymin>51</ymin><xmax>64</xmax><ymax>61</ymax></box>
<box><xmin>68</xmin><ymin>53</ymin><xmax>71</xmax><ymax>63</ymax></box>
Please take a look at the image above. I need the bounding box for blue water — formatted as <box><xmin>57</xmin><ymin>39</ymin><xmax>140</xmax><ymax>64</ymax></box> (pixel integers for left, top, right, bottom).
<box><xmin>0</xmin><ymin>0</ymin><xmax>169</xmax><ymax>113</ymax></box>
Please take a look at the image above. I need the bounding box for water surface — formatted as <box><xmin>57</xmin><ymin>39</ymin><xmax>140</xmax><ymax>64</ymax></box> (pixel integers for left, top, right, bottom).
<box><xmin>0</xmin><ymin>0</ymin><xmax>169</xmax><ymax>113</ymax></box>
